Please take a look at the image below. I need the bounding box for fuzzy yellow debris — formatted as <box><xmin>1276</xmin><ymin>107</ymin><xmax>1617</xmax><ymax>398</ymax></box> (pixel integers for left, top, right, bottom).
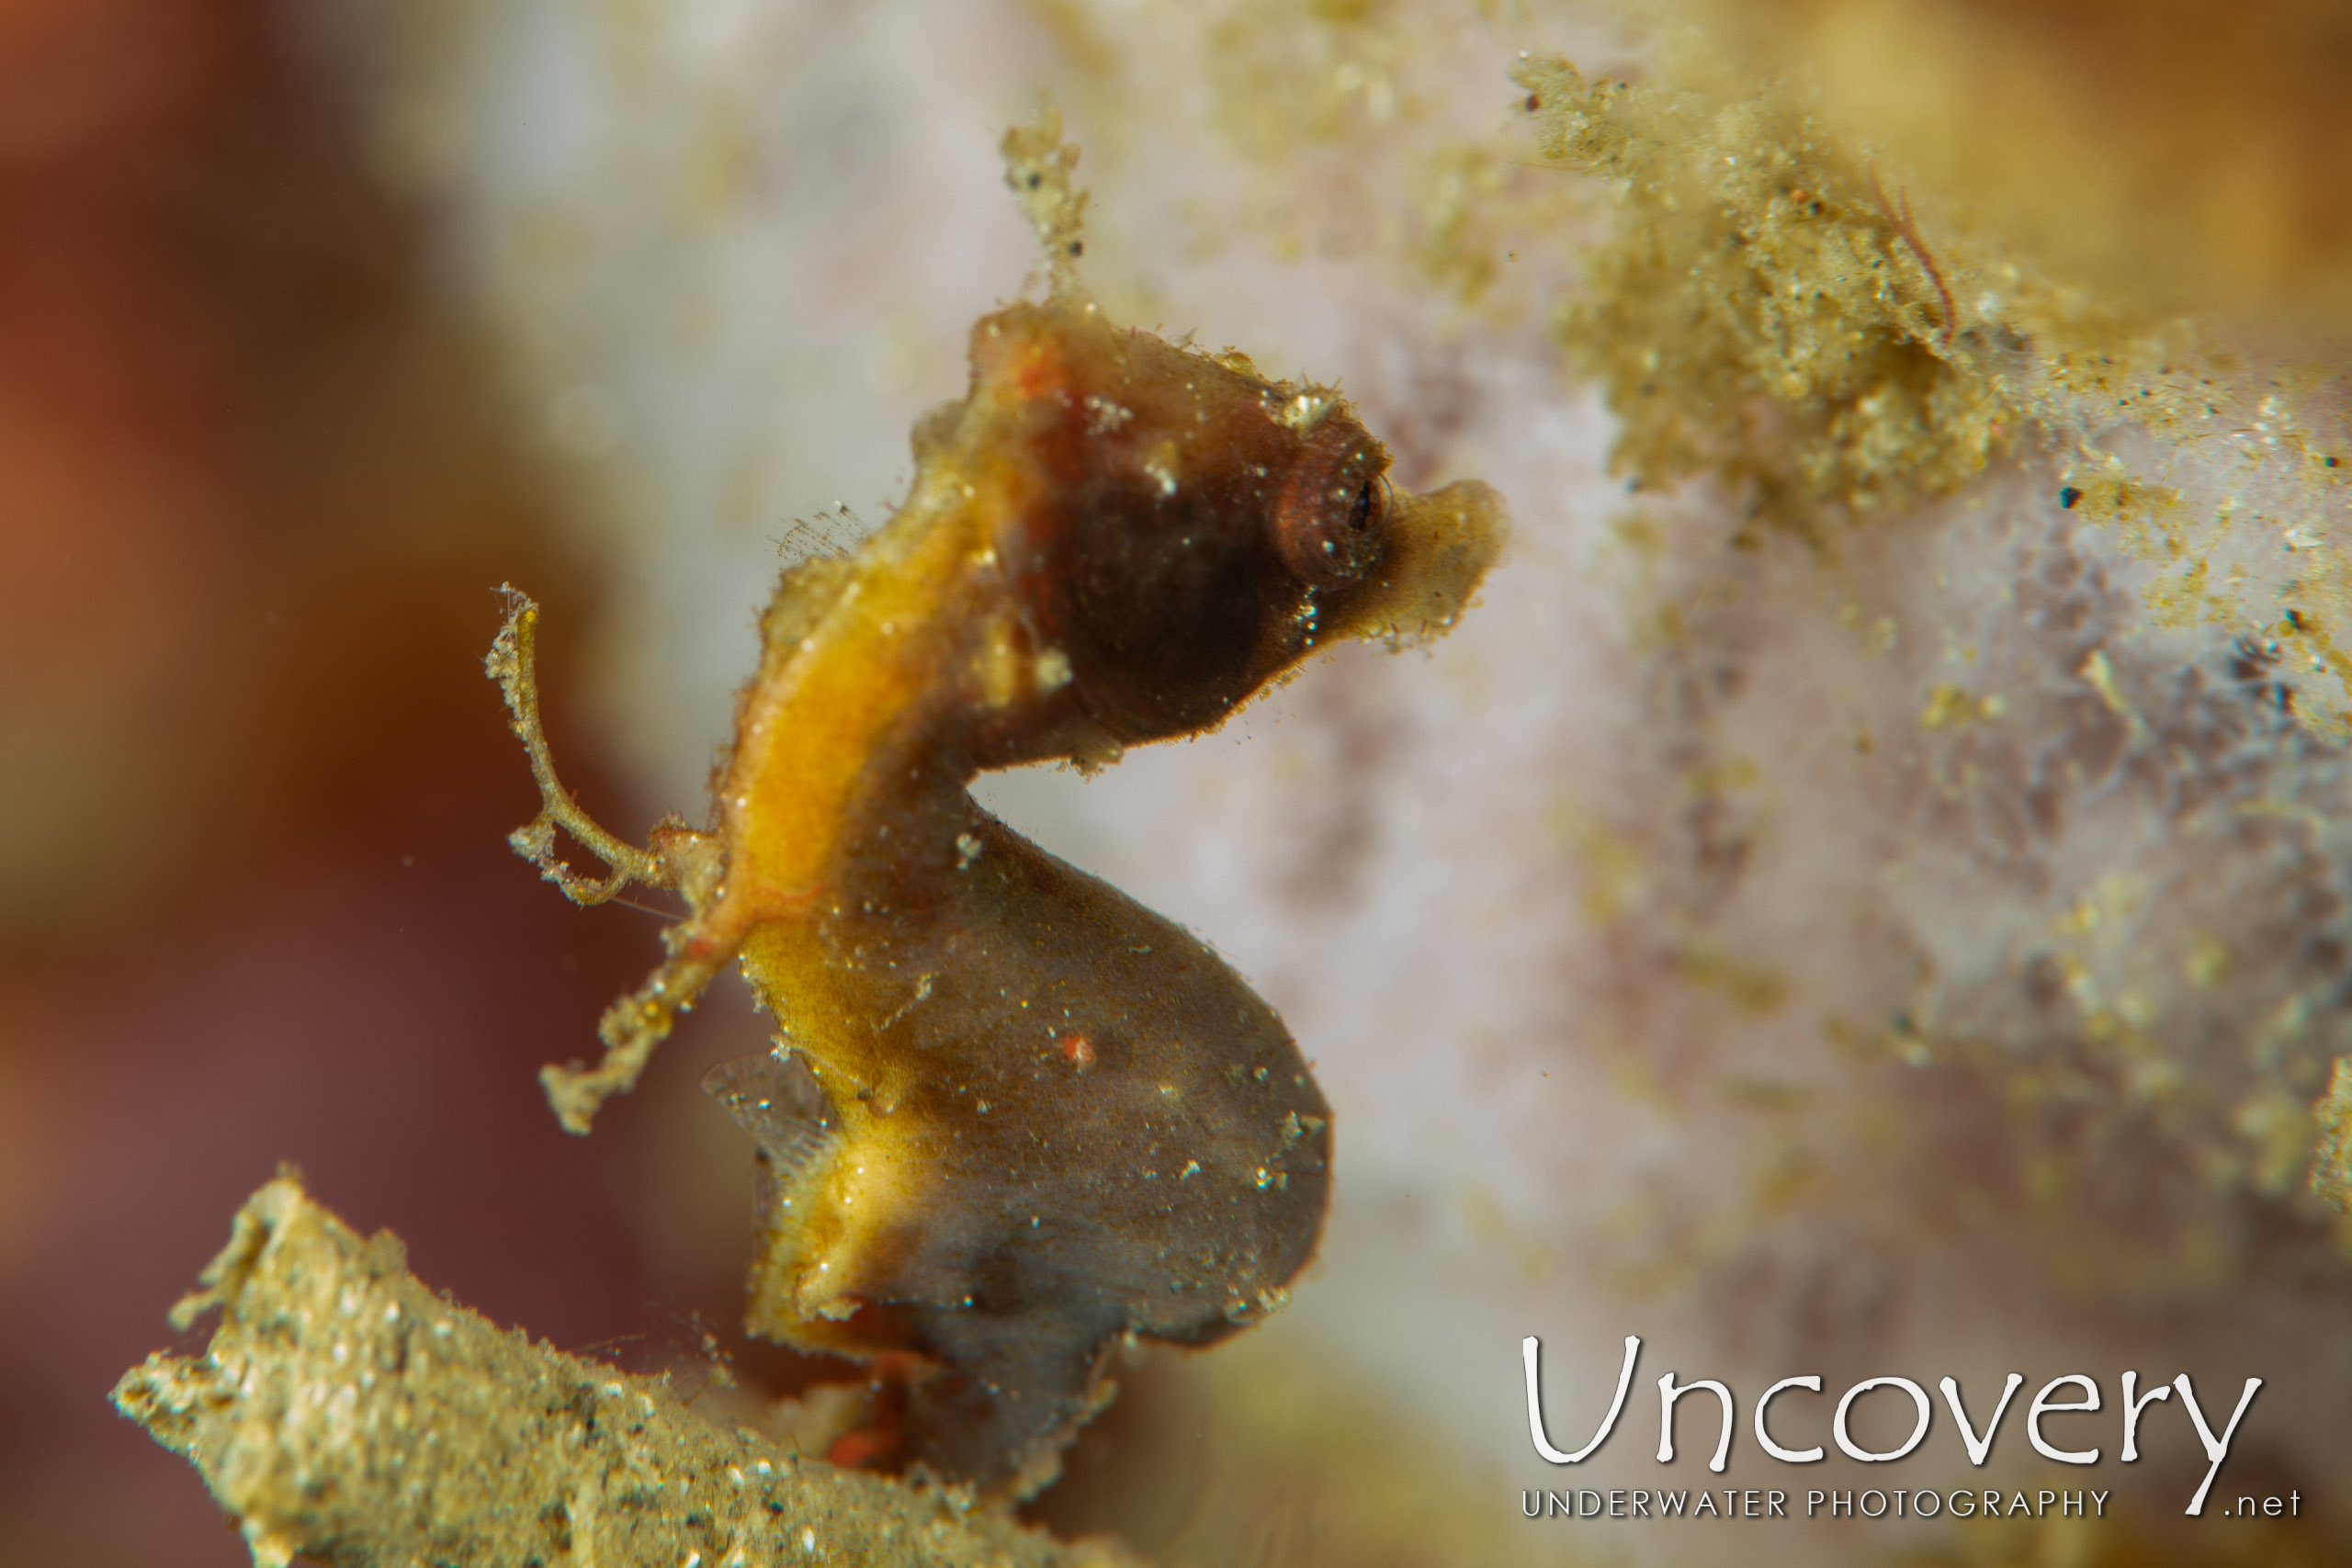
<box><xmin>2312</xmin><ymin>1057</ymin><xmax>2352</xmax><ymax>1213</ymax></box>
<box><xmin>1513</xmin><ymin>52</ymin><xmax>2013</xmax><ymax>524</ymax></box>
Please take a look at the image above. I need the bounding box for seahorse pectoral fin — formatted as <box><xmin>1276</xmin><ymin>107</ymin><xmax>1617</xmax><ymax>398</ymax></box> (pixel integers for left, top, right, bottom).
<box><xmin>706</xmin><ymin>1047</ymin><xmax>848</xmax><ymax>1331</ymax></box>
<box><xmin>704</xmin><ymin>1048</ymin><xmax>838</xmax><ymax>1177</ymax></box>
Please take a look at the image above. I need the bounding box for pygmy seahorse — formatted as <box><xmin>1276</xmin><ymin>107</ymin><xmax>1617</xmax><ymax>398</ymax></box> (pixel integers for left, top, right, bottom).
<box><xmin>487</xmin><ymin>126</ymin><xmax>1502</xmax><ymax>1500</ymax></box>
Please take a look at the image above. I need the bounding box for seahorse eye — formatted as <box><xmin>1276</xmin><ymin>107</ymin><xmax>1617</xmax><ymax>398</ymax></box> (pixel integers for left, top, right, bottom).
<box><xmin>1276</xmin><ymin>422</ymin><xmax>1390</xmax><ymax>588</ymax></box>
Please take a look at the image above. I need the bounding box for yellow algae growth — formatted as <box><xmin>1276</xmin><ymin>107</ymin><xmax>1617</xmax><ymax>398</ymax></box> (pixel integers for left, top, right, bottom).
<box><xmin>1515</xmin><ymin>41</ymin><xmax>2352</xmax><ymax>725</ymax></box>
<box><xmin>1513</xmin><ymin>50</ymin><xmax>2018</xmax><ymax>524</ymax></box>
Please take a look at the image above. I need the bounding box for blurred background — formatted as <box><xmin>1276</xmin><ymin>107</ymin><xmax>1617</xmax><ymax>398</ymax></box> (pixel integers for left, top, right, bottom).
<box><xmin>4</xmin><ymin>2</ymin><xmax>2350</xmax><ymax>1565</ymax></box>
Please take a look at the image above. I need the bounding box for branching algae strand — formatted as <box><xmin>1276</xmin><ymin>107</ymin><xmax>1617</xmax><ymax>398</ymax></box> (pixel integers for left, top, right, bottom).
<box><xmin>486</xmin><ymin>119</ymin><xmax>1503</xmax><ymax>1498</ymax></box>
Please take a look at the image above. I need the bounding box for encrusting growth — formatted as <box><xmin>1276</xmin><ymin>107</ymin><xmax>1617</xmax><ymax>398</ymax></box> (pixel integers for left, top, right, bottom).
<box><xmin>490</xmin><ymin>115</ymin><xmax>1503</xmax><ymax>1497</ymax></box>
<box><xmin>114</xmin><ymin>1174</ymin><xmax>1137</xmax><ymax>1568</ymax></box>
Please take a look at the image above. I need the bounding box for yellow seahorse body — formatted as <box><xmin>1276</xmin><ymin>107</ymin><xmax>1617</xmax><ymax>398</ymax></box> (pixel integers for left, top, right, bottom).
<box><xmin>492</xmin><ymin>294</ymin><xmax>1501</xmax><ymax>1496</ymax></box>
